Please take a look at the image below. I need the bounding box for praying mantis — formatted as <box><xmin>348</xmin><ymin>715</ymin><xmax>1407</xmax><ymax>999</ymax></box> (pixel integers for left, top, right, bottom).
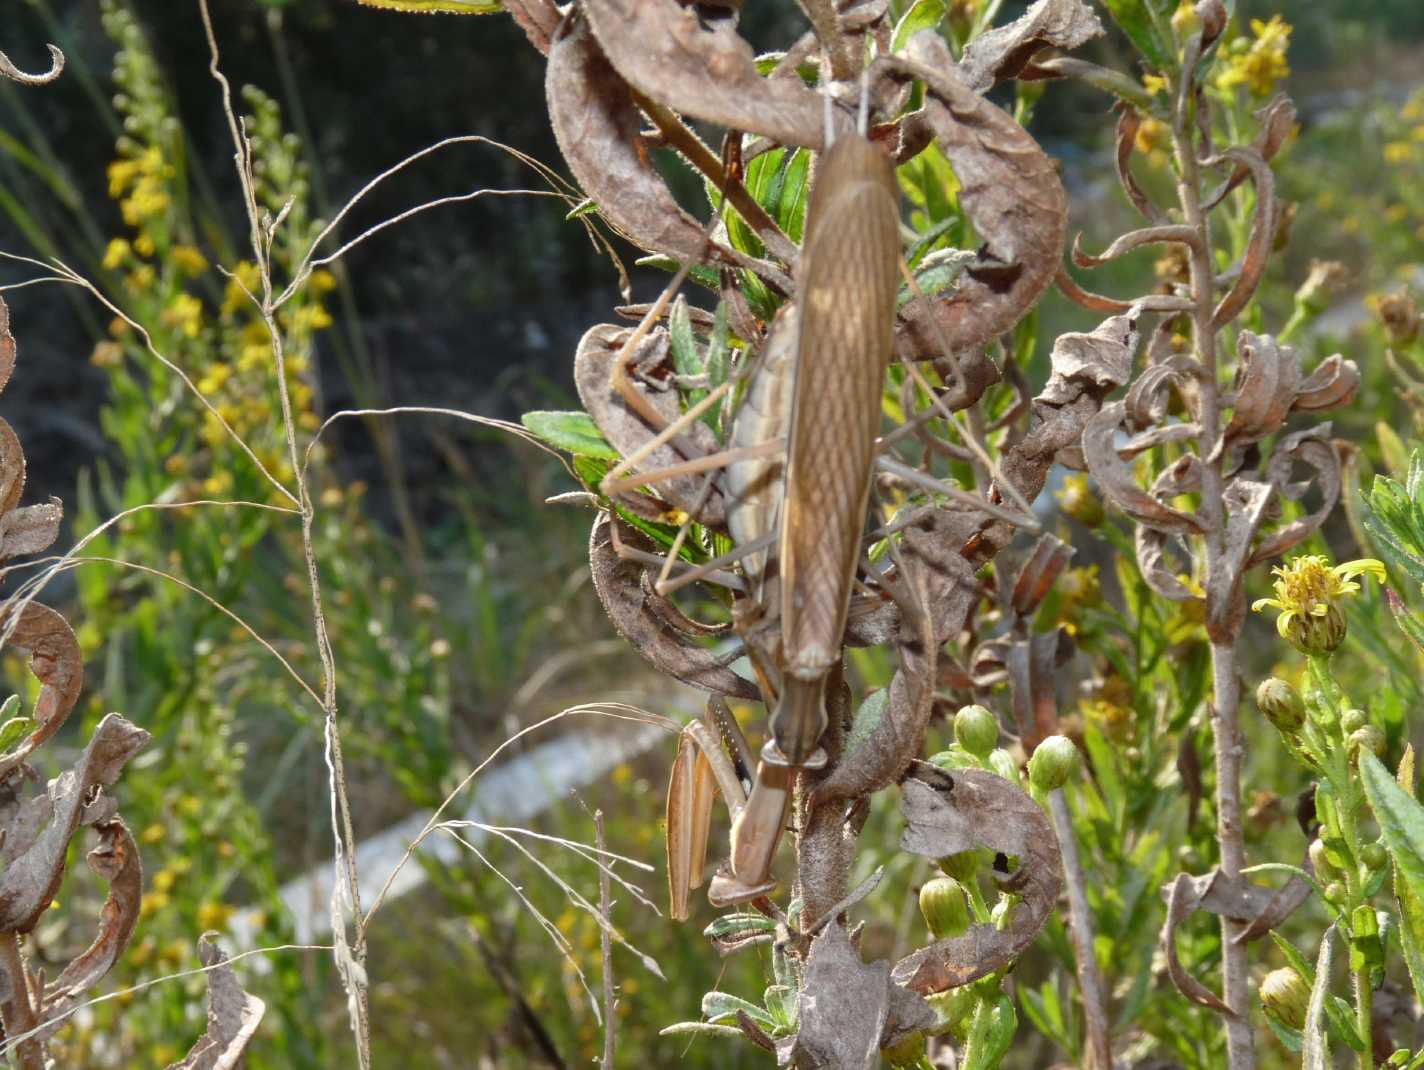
<box><xmin>547</xmin><ymin>9</ymin><xmax>1071</xmax><ymax>922</ymax></box>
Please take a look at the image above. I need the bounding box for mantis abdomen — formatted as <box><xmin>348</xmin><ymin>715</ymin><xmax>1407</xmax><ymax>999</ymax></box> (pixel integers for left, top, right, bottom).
<box><xmin>772</xmin><ymin>133</ymin><xmax>901</xmax><ymax>765</ymax></box>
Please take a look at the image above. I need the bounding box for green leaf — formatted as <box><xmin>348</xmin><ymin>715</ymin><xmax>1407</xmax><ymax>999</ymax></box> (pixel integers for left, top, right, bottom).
<box><xmin>701</xmin><ymin>991</ymin><xmax>775</xmax><ymax>1028</ymax></box>
<box><xmin>703</xmin><ymin>912</ymin><xmax>776</xmax><ymax>941</ymax></box>
<box><xmin>356</xmin><ymin>0</ymin><xmax>502</xmax><ymax>12</ymax></box>
<box><xmin>635</xmin><ymin>254</ymin><xmax>720</xmax><ymax>290</ymax></box>
<box><xmin>520</xmin><ymin>411</ymin><xmax>620</xmax><ymax>460</ymax></box>
<box><xmin>1099</xmin><ymin>0</ymin><xmax>1176</xmax><ymax>71</ymax></box>
<box><xmin>0</xmin><ymin>714</ymin><xmax>33</xmax><ymax>754</ymax></box>
<box><xmin>668</xmin><ymin>296</ymin><xmax>701</xmax><ymax>380</ymax></box>
<box><xmin>658</xmin><ymin>1022</ymin><xmax>743</xmax><ymax>1039</ymax></box>
<box><xmin>1396</xmin><ymin>832</ymin><xmax>1424</xmax><ymax>1007</ymax></box>
<box><xmin>1361</xmin><ymin>750</ymin><xmax>1424</xmax><ymax>894</ymax></box>
<box><xmin>893</xmin><ymin>0</ymin><xmax>946</xmax><ymax>52</ymax></box>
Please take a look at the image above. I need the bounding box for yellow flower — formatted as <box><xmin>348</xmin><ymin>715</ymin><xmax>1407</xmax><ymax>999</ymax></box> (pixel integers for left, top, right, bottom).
<box><xmin>1385</xmin><ymin>141</ymin><xmax>1416</xmax><ymax>166</ymax></box>
<box><xmin>119</xmin><ymin>173</ymin><xmax>170</xmax><ymax>227</ymax></box>
<box><xmin>171</xmin><ymin>244</ymin><xmax>209</xmax><ymax>277</ymax></box>
<box><xmin>1252</xmin><ymin>555</ymin><xmax>1385</xmax><ymax>654</ymax></box>
<box><xmin>1216</xmin><ymin>15</ymin><xmax>1291</xmax><ymax>98</ymax></box>
<box><xmin>197</xmin><ymin>900</ymin><xmax>234</xmax><ymax>932</ymax></box>
<box><xmin>1142</xmin><ymin>74</ymin><xmax>1168</xmax><ymax>97</ymax></box>
<box><xmin>106</xmin><ymin>158</ymin><xmax>141</xmax><ymax>199</ymax></box>
<box><xmin>197</xmin><ymin>361</ymin><xmax>232</xmax><ymax>395</ymax></box>
<box><xmin>102</xmin><ymin>238</ymin><xmax>131</xmax><ymax>270</ymax></box>
<box><xmin>310</xmin><ymin>269</ymin><xmax>338</xmax><ymax>293</ymax></box>
<box><xmin>133</xmin><ymin>232</ymin><xmax>155</xmax><ymax>258</ymax></box>
<box><xmin>162</xmin><ymin>292</ymin><xmax>204</xmax><ymax>339</ymax></box>
<box><xmin>126</xmin><ymin>265</ymin><xmax>156</xmax><ymax>293</ymax></box>
<box><xmin>203</xmin><ymin>470</ymin><xmax>234</xmax><ymax>497</ymax></box>
<box><xmin>139</xmin><ymin>822</ymin><xmax>166</xmax><ymax>845</ymax></box>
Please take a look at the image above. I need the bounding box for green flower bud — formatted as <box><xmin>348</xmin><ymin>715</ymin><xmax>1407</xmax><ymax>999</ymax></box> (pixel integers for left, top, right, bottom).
<box><xmin>882</xmin><ymin>1030</ymin><xmax>927</xmax><ymax>1069</ymax></box>
<box><xmin>1255</xmin><ymin>678</ymin><xmax>1305</xmax><ymax>733</ymax></box>
<box><xmin>1348</xmin><ymin>725</ymin><xmax>1387</xmax><ymax>760</ymax></box>
<box><xmin>1028</xmin><ymin>735</ymin><xmax>1079</xmax><ymax>793</ymax></box>
<box><xmin>938</xmin><ymin>850</ymin><xmax>980</xmax><ymax>883</ymax></box>
<box><xmin>1324</xmin><ymin>881</ymin><xmax>1347</xmax><ymax>906</ymax></box>
<box><xmin>1341</xmin><ymin>708</ymin><xmax>1368</xmax><ymax>734</ymax></box>
<box><xmin>1361</xmin><ymin>842</ymin><xmax>1389</xmax><ymax>871</ymax></box>
<box><xmin>1253</xmin><ymin>681</ymin><xmax>1298</xmax><ymax>735</ymax></box>
<box><xmin>925</xmin><ymin>988</ymin><xmax>976</xmax><ymax>1041</ymax></box>
<box><xmin>987</xmin><ymin>748</ymin><xmax>1022</xmax><ymax>785</ymax></box>
<box><xmin>1286</xmin><ymin>602</ymin><xmax>1347</xmax><ymax>656</ymax></box>
<box><xmin>1308</xmin><ymin>839</ymin><xmax>1339</xmax><ymax>882</ymax></box>
<box><xmin>920</xmin><ymin>876</ymin><xmax>971</xmax><ymax>941</ymax></box>
<box><xmin>954</xmin><ymin>704</ymin><xmax>999</xmax><ymax>759</ymax></box>
<box><xmin>1259</xmin><ymin>967</ymin><xmax>1310</xmax><ymax>1031</ymax></box>
<box><xmin>1054</xmin><ymin>473</ymin><xmax>1105</xmax><ymax>527</ymax></box>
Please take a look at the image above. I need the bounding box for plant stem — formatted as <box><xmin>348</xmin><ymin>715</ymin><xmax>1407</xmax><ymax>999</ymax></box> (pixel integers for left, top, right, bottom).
<box><xmin>1171</xmin><ymin>51</ymin><xmax>1255</xmax><ymax>1070</ymax></box>
<box><xmin>1049</xmin><ymin>788</ymin><xmax>1112</xmax><ymax>1070</ymax></box>
<box><xmin>0</xmin><ymin>931</ymin><xmax>43</xmax><ymax>1070</ymax></box>
<box><xmin>596</xmin><ymin>809</ymin><xmax>617</xmax><ymax>1068</ymax></box>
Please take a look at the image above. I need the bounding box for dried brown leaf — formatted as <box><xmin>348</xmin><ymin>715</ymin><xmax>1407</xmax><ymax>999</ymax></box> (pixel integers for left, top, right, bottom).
<box><xmin>1161</xmin><ymin>872</ymin><xmax>1235</xmax><ymax>1015</ymax></box>
<box><xmin>580</xmin><ymin>0</ymin><xmax>830</xmax><ymax>150</ymax></box>
<box><xmin>0</xmin><ymin>602</ymin><xmax>84</xmax><ymax>777</ymax></box>
<box><xmin>574</xmin><ymin>322</ymin><xmax>726</xmax><ymax>525</ymax></box>
<box><xmin>1207</xmin><ymin>479</ymin><xmax>1274</xmax><ymax>641</ymax></box>
<box><xmin>163</xmin><ymin>936</ymin><xmax>266</xmax><ymax>1070</ymax></box>
<box><xmin>1009</xmin><ymin>534</ymin><xmax>1074</xmax><ymax>618</ymax></box>
<box><xmin>1115</xmin><ymin>107</ymin><xmax>1164</xmax><ymax>222</ymax></box>
<box><xmin>1083</xmin><ymin>402</ymin><xmax>1205</xmax><ymax>534</ymax></box>
<box><xmin>1040</xmin><ymin>308</ymin><xmax>1140</xmax><ymax>406</ymax></box>
<box><xmin>886</xmin><ymin>35</ymin><xmax>1067</xmax><ymax>360</ymax></box>
<box><xmin>503</xmin><ymin>0</ymin><xmax>560</xmax><ymax>55</ymax></box>
<box><xmin>792</xmin><ymin>920</ymin><xmax>891</xmax><ymax>1070</ymax></box>
<box><xmin>546</xmin><ymin>18</ymin><xmax>785</xmax><ymax>284</ymax></box>
<box><xmin>1222</xmin><ymin>331</ymin><xmax>1300</xmax><ymax>450</ymax></box>
<box><xmin>1291</xmin><ymin>353</ymin><xmax>1359</xmax><ymax>412</ymax></box>
<box><xmin>1208</xmin><ymin>147</ymin><xmax>1275</xmax><ymax>330</ymax></box>
<box><xmin>1203</xmin><ymin>94</ymin><xmax>1296</xmax><ymax>211</ymax></box>
<box><xmin>893</xmin><ymin>769</ymin><xmax>1062</xmax><ymax>992</ymax></box>
<box><xmin>39</xmin><ymin>820</ymin><xmax>141</xmax><ymax>1039</ymax></box>
<box><xmin>956</xmin><ymin>0</ymin><xmax>1104</xmax><ymax>92</ymax></box>
<box><xmin>1247</xmin><ymin>427</ymin><xmax>1341</xmax><ymax>567</ymax></box>
<box><xmin>0</xmin><ymin>45</ymin><xmax>64</xmax><ymax>86</ymax></box>
<box><xmin>0</xmin><ymin>500</ymin><xmax>61</xmax><ymax>561</ymax></box>
<box><xmin>1005</xmin><ymin>630</ymin><xmax>1064</xmax><ymax>750</ymax></box>
<box><xmin>589</xmin><ymin>514</ymin><xmax>759</xmax><ymax>698</ymax></box>
<box><xmin>0</xmin><ymin>714</ymin><xmax>149</xmax><ymax>933</ymax></box>
<box><xmin>1134</xmin><ymin>526</ymin><xmax>1198</xmax><ymax>602</ymax></box>
<box><xmin>1071</xmin><ymin>225</ymin><xmax>1199</xmax><ymax>270</ymax></box>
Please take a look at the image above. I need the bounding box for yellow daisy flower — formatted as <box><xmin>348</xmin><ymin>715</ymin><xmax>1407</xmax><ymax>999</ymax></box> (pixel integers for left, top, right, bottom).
<box><xmin>1251</xmin><ymin>555</ymin><xmax>1386</xmax><ymax>654</ymax></box>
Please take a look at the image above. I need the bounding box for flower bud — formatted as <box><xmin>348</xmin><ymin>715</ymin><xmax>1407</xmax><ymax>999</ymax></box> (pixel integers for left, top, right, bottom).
<box><xmin>1341</xmin><ymin>708</ymin><xmax>1368</xmax><ymax>734</ymax></box>
<box><xmin>1293</xmin><ymin>259</ymin><xmax>1346</xmax><ymax>318</ymax></box>
<box><xmin>920</xmin><ymin>876</ymin><xmax>971</xmax><ymax>941</ymax></box>
<box><xmin>1259</xmin><ymin>967</ymin><xmax>1310</xmax><ymax>1031</ymax></box>
<box><xmin>954</xmin><ymin>704</ymin><xmax>999</xmax><ymax>759</ymax></box>
<box><xmin>926</xmin><ymin>987</ymin><xmax>976</xmax><ymax>1041</ymax></box>
<box><xmin>1375</xmin><ymin>291</ymin><xmax>1421</xmax><ymax>347</ymax></box>
<box><xmin>1054</xmin><ymin>473</ymin><xmax>1104</xmax><ymax>527</ymax></box>
<box><xmin>1255</xmin><ymin>678</ymin><xmax>1305</xmax><ymax>733</ymax></box>
<box><xmin>1028</xmin><ymin>735</ymin><xmax>1079</xmax><ymax>793</ymax></box>
<box><xmin>1308</xmin><ymin>838</ymin><xmax>1339</xmax><ymax>882</ymax></box>
<box><xmin>882</xmin><ymin>1030</ymin><xmax>927</xmax><ymax>1068</ymax></box>
<box><xmin>938</xmin><ymin>850</ymin><xmax>980</xmax><ymax>883</ymax></box>
<box><xmin>1170</xmin><ymin>1</ymin><xmax>1201</xmax><ymax>38</ymax></box>
<box><xmin>1286</xmin><ymin>603</ymin><xmax>1347</xmax><ymax>656</ymax></box>
<box><xmin>1349</xmin><ymin>725</ymin><xmax>1387</xmax><ymax>760</ymax></box>
<box><xmin>1324</xmin><ymin>881</ymin><xmax>1347</xmax><ymax>906</ymax></box>
<box><xmin>987</xmin><ymin>748</ymin><xmax>1022</xmax><ymax>786</ymax></box>
<box><xmin>1361</xmin><ymin>842</ymin><xmax>1389</xmax><ymax>871</ymax></box>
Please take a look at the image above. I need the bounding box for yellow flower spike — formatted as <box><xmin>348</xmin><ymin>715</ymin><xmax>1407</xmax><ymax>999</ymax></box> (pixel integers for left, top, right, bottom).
<box><xmin>171</xmin><ymin>245</ymin><xmax>208</xmax><ymax>277</ymax></box>
<box><xmin>101</xmin><ymin>238</ymin><xmax>131</xmax><ymax>270</ymax></box>
<box><xmin>1251</xmin><ymin>555</ymin><xmax>1386</xmax><ymax>655</ymax></box>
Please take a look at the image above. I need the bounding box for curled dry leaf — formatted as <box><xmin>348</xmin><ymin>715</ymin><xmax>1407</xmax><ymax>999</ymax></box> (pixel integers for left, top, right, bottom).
<box><xmin>546</xmin><ymin>18</ymin><xmax>785</xmax><ymax>287</ymax></box>
<box><xmin>814</xmin><ymin>558</ymin><xmax>937</xmax><ymax>804</ymax></box>
<box><xmin>791</xmin><ymin>920</ymin><xmax>935</xmax><ymax>1070</ymax></box>
<box><xmin>38</xmin><ymin>820</ymin><xmax>141</xmax><ymax>1040</ymax></box>
<box><xmin>1115</xmin><ymin>107</ymin><xmax>1165</xmax><ymax>222</ymax></box>
<box><xmin>0</xmin><ymin>714</ymin><xmax>150</xmax><ymax>933</ymax></box>
<box><xmin>893</xmin><ymin>769</ymin><xmax>1062</xmax><ymax>992</ymax></box>
<box><xmin>574</xmin><ymin>322</ymin><xmax>726</xmax><ymax>525</ymax></box>
<box><xmin>0</xmin><ymin>44</ymin><xmax>64</xmax><ymax>86</ymax></box>
<box><xmin>1207</xmin><ymin>147</ymin><xmax>1275</xmax><ymax>331</ymax></box>
<box><xmin>956</xmin><ymin>0</ymin><xmax>1103</xmax><ymax>92</ymax></box>
<box><xmin>163</xmin><ymin>936</ymin><xmax>266</xmax><ymax>1070</ymax></box>
<box><xmin>503</xmin><ymin>0</ymin><xmax>560</xmax><ymax>54</ymax></box>
<box><xmin>589</xmin><ymin>514</ymin><xmax>760</xmax><ymax>699</ymax></box>
<box><xmin>1005</xmin><ymin>629</ymin><xmax>1066</xmax><ymax>750</ymax></box>
<box><xmin>1202</xmin><ymin>94</ymin><xmax>1297</xmax><ymax>211</ymax></box>
<box><xmin>580</xmin><ymin>0</ymin><xmax>829</xmax><ymax>150</ymax></box>
<box><xmin>0</xmin><ymin>499</ymin><xmax>62</xmax><ymax>560</ymax></box>
<box><xmin>1247</xmin><ymin>426</ymin><xmax>1341</xmax><ymax>567</ymax></box>
<box><xmin>1009</xmin><ymin>533</ymin><xmax>1074</xmax><ymax>618</ymax></box>
<box><xmin>1071</xmin><ymin>225</ymin><xmax>1199</xmax><ymax>270</ymax></box>
<box><xmin>1134</xmin><ymin>525</ymin><xmax>1198</xmax><ymax>602</ymax></box>
<box><xmin>0</xmin><ymin>602</ymin><xmax>84</xmax><ymax>779</ymax></box>
<box><xmin>1040</xmin><ymin>307</ymin><xmax>1140</xmax><ymax>407</ymax></box>
<box><xmin>1083</xmin><ymin>402</ymin><xmax>1206</xmax><ymax>534</ymax></box>
<box><xmin>1222</xmin><ymin>331</ymin><xmax>1300</xmax><ymax>450</ymax></box>
<box><xmin>1292</xmin><ymin>353</ymin><xmax>1359</xmax><ymax>412</ymax></box>
<box><xmin>886</xmin><ymin>34</ymin><xmax>1067</xmax><ymax>361</ymax></box>
<box><xmin>1160</xmin><ymin>867</ymin><xmax>1311</xmax><ymax>1014</ymax></box>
